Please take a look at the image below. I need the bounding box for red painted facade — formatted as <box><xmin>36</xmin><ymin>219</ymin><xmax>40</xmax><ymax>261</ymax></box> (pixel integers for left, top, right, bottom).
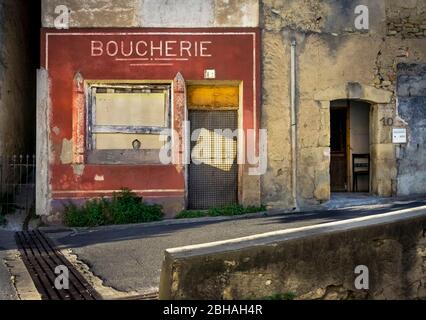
<box><xmin>41</xmin><ymin>28</ymin><xmax>261</xmax><ymax>213</ymax></box>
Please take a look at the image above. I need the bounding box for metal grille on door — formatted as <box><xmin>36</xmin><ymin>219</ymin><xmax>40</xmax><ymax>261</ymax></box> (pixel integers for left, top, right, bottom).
<box><xmin>188</xmin><ymin>110</ymin><xmax>238</xmax><ymax>210</ymax></box>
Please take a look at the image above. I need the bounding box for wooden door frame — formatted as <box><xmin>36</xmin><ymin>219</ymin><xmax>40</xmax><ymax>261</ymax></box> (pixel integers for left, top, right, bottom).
<box><xmin>346</xmin><ymin>102</ymin><xmax>351</xmax><ymax>192</ymax></box>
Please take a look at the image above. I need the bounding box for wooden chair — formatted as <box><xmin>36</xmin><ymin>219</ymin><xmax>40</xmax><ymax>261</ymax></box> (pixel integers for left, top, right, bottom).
<box><xmin>352</xmin><ymin>154</ymin><xmax>370</xmax><ymax>192</ymax></box>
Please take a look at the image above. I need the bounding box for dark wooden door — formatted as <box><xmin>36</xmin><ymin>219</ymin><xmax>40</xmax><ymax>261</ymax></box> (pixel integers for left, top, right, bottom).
<box><xmin>330</xmin><ymin>108</ymin><xmax>348</xmax><ymax>192</ymax></box>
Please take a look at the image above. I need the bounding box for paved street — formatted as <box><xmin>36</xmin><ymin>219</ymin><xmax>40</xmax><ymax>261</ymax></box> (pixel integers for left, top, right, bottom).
<box><xmin>0</xmin><ymin>231</ymin><xmax>17</xmax><ymax>300</ymax></box>
<box><xmin>45</xmin><ymin>198</ymin><xmax>426</xmax><ymax>296</ymax></box>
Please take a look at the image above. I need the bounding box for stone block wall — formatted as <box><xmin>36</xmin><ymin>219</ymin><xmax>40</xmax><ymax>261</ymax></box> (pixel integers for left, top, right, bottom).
<box><xmin>160</xmin><ymin>209</ymin><xmax>426</xmax><ymax>300</ymax></box>
<box><xmin>261</xmin><ymin>0</ymin><xmax>426</xmax><ymax>209</ymax></box>
<box><xmin>386</xmin><ymin>0</ymin><xmax>426</xmax><ymax>37</ymax></box>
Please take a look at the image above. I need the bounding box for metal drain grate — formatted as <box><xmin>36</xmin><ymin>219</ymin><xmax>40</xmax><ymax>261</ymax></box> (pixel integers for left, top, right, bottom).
<box><xmin>15</xmin><ymin>230</ymin><xmax>102</xmax><ymax>300</ymax></box>
<box><xmin>117</xmin><ymin>292</ymin><xmax>159</xmax><ymax>300</ymax></box>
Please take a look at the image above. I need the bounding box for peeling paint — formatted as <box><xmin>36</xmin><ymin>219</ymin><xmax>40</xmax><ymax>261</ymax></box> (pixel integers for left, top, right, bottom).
<box><xmin>52</xmin><ymin>126</ymin><xmax>60</xmax><ymax>135</ymax></box>
<box><xmin>41</xmin><ymin>0</ymin><xmax>259</xmax><ymax>28</ymax></box>
<box><xmin>94</xmin><ymin>174</ymin><xmax>104</xmax><ymax>181</ymax></box>
<box><xmin>72</xmin><ymin>164</ymin><xmax>85</xmax><ymax>177</ymax></box>
<box><xmin>60</xmin><ymin>139</ymin><xmax>73</xmax><ymax>164</ymax></box>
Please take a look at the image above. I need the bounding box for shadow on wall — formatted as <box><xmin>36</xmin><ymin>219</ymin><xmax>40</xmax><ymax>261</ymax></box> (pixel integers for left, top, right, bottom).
<box><xmin>0</xmin><ymin>0</ymin><xmax>40</xmax><ymax>156</ymax></box>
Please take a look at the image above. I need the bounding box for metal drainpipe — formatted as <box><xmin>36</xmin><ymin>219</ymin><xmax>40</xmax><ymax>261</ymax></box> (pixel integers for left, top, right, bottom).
<box><xmin>290</xmin><ymin>40</ymin><xmax>298</xmax><ymax>210</ymax></box>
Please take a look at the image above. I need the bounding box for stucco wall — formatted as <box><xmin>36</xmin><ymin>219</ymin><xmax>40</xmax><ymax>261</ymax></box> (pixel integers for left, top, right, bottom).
<box><xmin>0</xmin><ymin>0</ymin><xmax>35</xmax><ymax>156</ymax></box>
<box><xmin>41</xmin><ymin>0</ymin><xmax>259</xmax><ymax>28</ymax></box>
<box><xmin>40</xmin><ymin>28</ymin><xmax>260</xmax><ymax>220</ymax></box>
<box><xmin>159</xmin><ymin>208</ymin><xmax>426</xmax><ymax>300</ymax></box>
<box><xmin>261</xmin><ymin>0</ymin><xmax>426</xmax><ymax>209</ymax></box>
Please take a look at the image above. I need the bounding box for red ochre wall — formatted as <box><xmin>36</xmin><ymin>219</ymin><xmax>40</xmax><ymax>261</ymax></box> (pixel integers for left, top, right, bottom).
<box><xmin>41</xmin><ymin>28</ymin><xmax>261</xmax><ymax>217</ymax></box>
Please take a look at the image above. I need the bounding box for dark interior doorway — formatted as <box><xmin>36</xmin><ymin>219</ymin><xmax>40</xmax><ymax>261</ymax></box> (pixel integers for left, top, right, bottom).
<box><xmin>330</xmin><ymin>100</ymin><xmax>371</xmax><ymax>193</ymax></box>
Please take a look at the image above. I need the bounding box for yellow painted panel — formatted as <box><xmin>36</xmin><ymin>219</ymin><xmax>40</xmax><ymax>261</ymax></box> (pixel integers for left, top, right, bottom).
<box><xmin>187</xmin><ymin>86</ymin><xmax>239</xmax><ymax>110</ymax></box>
<box><xmin>96</xmin><ymin>93</ymin><xmax>167</xmax><ymax>126</ymax></box>
<box><xmin>94</xmin><ymin>133</ymin><xmax>166</xmax><ymax>150</ymax></box>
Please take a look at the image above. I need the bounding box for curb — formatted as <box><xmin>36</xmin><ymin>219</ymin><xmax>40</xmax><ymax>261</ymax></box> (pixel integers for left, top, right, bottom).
<box><xmin>39</xmin><ymin>208</ymin><xmax>292</xmax><ymax>234</ymax></box>
<box><xmin>4</xmin><ymin>250</ymin><xmax>42</xmax><ymax>300</ymax></box>
<box><xmin>39</xmin><ymin>196</ymin><xmax>426</xmax><ymax>235</ymax></box>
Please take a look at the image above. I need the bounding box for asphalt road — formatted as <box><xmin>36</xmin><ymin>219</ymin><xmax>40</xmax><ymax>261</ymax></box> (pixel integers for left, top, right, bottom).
<box><xmin>46</xmin><ymin>199</ymin><xmax>426</xmax><ymax>295</ymax></box>
<box><xmin>0</xmin><ymin>230</ymin><xmax>18</xmax><ymax>300</ymax></box>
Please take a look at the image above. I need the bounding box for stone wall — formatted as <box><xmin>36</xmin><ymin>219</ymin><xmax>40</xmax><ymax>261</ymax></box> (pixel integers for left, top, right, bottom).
<box><xmin>41</xmin><ymin>0</ymin><xmax>259</xmax><ymax>28</ymax></box>
<box><xmin>0</xmin><ymin>0</ymin><xmax>36</xmax><ymax>156</ymax></box>
<box><xmin>159</xmin><ymin>208</ymin><xmax>426</xmax><ymax>300</ymax></box>
<box><xmin>386</xmin><ymin>0</ymin><xmax>426</xmax><ymax>37</ymax></box>
<box><xmin>396</xmin><ymin>63</ymin><xmax>426</xmax><ymax>195</ymax></box>
<box><xmin>261</xmin><ymin>0</ymin><xmax>426</xmax><ymax>209</ymax></box>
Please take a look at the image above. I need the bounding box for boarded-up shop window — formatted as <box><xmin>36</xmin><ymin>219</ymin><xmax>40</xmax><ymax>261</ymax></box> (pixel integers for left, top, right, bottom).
<box><xmin>87</xmin><ymin>84</ymin><xmax>171</xmax><ymax>164</ymax></box>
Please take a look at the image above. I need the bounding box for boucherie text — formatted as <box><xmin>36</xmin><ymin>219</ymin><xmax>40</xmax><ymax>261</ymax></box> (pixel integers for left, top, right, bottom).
<box><xmin>91</xmin><ymin>39</ymin><xmax>213</xmax><ymax>58</ymax></box>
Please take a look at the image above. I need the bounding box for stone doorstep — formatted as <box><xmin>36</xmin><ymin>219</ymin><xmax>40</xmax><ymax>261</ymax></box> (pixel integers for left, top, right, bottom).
<box><xmin>3</xmin><ymin>250</ymin><xmax>41</xmax><ymax>300</ymax></box>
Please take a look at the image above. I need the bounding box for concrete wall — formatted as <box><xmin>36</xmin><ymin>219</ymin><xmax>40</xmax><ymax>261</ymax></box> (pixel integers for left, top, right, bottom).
<box><xmin>36</xmin><ymin>69</ymin><xmax>51</xmax><ymax>222</ymax></box>
<box><xmin>41</xmin><ymin>0</ymin><xmax>259</xmax><ymax>28</ymax></box>
<box><xmin>261</xmin><ymin>0</ymin><xmax>426</xmax><ymax>209</ymax></box>
<box><xmin>396</xmin><ymin>63</ymin><xmax>426</xmax><ymax>195</ymax></box>
<box><xmin>0</xmin><ymin>0</ymin><xmax>35</xmax><ymax>156</ymax></box>
<box><xmin>159</xmin><ymin>208</ymin><xmax>426</xmax><ymax>300</ymax></box>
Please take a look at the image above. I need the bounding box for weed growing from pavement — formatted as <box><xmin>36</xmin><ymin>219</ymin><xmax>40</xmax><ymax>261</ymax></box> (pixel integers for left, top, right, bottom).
<box><xmin>64</xmin><ymin>189</ymin><xmax>163</xmax><ymax>227</ymax></box>
<box><xmin>175</xmin><ymin>204</ymin><xmax>267</xmax><ymax>219</ymax></box>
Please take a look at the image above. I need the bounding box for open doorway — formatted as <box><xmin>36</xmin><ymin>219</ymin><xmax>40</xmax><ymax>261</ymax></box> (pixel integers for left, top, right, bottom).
<box><xmin>330</xmin><ymin>100</ymin><xmax>371</xmax><ymax>193</ymax></box>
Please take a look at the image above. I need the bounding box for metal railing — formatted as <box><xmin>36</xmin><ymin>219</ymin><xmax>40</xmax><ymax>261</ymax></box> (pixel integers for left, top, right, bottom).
<box><xmin>0</xmin><ymin>155</ymin><xmax>36</xmax><ymax>218</ymax></box>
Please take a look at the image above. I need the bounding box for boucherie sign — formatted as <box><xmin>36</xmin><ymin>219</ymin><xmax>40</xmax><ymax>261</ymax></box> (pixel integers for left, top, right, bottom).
<box><xmin>91</xmin><ymin>39</ymin><xmax>213</xmax><ymax>59</ymax></box>
<box><xmin>42</xmin><ymin>30</ymin><xmax>258</xmax><ymax>70</ymax></box>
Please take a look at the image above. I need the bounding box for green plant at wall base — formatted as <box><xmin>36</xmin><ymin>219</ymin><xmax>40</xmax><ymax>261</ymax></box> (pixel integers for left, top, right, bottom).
<box><xmin>64</xmin><ymin>189</ymin><xmax>164</xmax><ymax>227</ymax></box>
<box><xmin>175</xmin><ymin>210</ymin><xmax>207</xmax><ymax>219</ymax></box>
<box><xmin>208</xmin><ymin>204</ymin><xmax>267</xmax><ymax>217</ymax></box>
<box><xmin>175</xmin><ymin>204</ymin><xmax>267</xmax><ymax>219</ymax></box>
